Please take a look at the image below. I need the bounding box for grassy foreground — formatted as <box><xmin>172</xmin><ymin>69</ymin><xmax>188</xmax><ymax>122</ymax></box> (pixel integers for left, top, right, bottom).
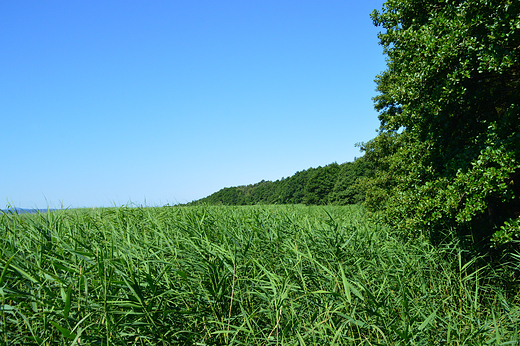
<box><xmin>1</xmin><ymin>205</ymin><xmax>519</xmax><ymax>345</ymax></box>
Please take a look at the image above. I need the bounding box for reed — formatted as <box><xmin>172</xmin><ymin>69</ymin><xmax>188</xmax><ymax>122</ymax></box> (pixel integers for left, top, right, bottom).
<box><xmin>1</xmin><ymin>205</ymin><xmax>518</xmax><ymax>345</ymax></box>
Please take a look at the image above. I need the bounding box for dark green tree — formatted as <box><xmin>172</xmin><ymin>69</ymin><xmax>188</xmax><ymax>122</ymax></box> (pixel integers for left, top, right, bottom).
<box><xmin>279</xmin><ymin>169</ymin><xmax>316</xmax><ymax>204</ymax></box>
<box><xmin>303</xmin><ymin>163</ymin><xmax>341</xmax><ymax>205</ymax></box>
<box><xmin>364</xmin><ymin>0</ymin><xmax>520</xmax><ymax>246</ymax></box>
<box><xmin>330</xmin><ymin>159</ymin><xmax>372</xmax><ymax>205</ymax></box>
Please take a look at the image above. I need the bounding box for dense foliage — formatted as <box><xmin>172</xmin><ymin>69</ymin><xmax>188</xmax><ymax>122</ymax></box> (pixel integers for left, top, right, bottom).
<box><xmin>1</xmin><ymin>206</ymin><xmax>519</xmax><ymax>344</ymax></box>
<box><xmin>192</xmin><ymin>159</ymin><xmax>372</xmax><ymax>206</ymax></box>
<box><xmin>361</xmin><ymin>0</ymin><xmax>520</xmax><ymax>247</ymax></box>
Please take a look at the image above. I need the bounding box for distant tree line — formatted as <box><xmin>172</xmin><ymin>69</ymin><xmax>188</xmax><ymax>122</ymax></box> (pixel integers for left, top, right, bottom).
<box><xmin>189</xmin><ymin>158</ymin><xmax>372</xmax><ymax>206</ymax></box>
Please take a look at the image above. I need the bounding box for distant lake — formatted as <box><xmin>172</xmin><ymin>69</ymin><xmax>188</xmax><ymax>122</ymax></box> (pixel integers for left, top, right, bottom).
<box><xmin>1</xmin><ymin>208</ymin><xmax>58</xmax><ymax>214</ymax></box>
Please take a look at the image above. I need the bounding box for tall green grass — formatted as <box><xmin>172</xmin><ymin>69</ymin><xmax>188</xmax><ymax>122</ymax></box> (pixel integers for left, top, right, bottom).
<box><xmin>1</xmin><ymin>205</ymin><xmax>519</xmax><ymax>345</ymax></box>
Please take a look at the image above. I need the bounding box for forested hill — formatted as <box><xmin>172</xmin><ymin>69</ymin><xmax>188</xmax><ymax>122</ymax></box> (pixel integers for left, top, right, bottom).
<box><xmin>189</xmin><ymin>159</ymin><xmax>371</xmax><ymax>206</ymax></box>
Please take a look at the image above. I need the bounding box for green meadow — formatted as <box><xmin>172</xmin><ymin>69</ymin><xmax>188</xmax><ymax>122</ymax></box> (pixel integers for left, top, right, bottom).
<box><xmin>1</xmin><ymin>205</ymin><xmax>519</xmax><ymax>345</ymax></box>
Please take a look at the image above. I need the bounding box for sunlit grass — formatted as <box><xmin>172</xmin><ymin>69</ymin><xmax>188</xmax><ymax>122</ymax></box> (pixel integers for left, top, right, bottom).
<box><xmin>1</xmin><ymin>205</ymin><xmax>519</xmax><ymax>345</ymax></box>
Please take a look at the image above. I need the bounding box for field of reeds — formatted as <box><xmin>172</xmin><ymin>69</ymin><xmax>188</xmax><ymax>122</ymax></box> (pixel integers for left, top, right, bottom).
<box><xmin>1</xmin><ymin>205</ymin><xmax>519</xmax><ymax>345</ymax></box>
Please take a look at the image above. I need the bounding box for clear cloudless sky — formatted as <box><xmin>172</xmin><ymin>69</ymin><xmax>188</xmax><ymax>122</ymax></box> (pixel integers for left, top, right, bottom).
<box><xmin>1</xmin><ymin>0</ymin><xmax>387</xmax><ymax>208</ymax></box>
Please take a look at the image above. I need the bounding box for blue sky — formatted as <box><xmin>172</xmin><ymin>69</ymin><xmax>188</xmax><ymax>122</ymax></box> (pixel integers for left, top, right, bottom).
<box><xmin>1</xmin><ymin>0</ymin><xmax>387</xmax><ymax>208</ymax></box>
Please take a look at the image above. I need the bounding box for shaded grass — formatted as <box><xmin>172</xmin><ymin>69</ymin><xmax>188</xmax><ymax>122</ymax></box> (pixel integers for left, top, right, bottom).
<box><xmin>0</xmin><ymin>204</ymin><xmax>519</xmax><ymax>345</ymax></box>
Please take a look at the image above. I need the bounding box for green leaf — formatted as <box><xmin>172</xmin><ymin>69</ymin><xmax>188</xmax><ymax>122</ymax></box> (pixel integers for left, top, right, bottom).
<box><xmin>63</xmin><ymin>285</ymin><xmax>72</xmax><ymax>319</ymax></box>
<box><xmin>50</xmin><ymin>321</ymin><xmax>76</xmax><ymax>340</ymax></box>
<box><xmin>340</xmin><ymin>265</ymin><xmax>352</xmax><ymax>304</ymax></box>
<box><xmin>418</xmin><ymin>310</ymin><xmax>437</xmax><ymax>331</ymax></box>
<box><xmin>0</xmin><ymin>253</ymin><xmax>17</xmax><ymax>287</ymax></box>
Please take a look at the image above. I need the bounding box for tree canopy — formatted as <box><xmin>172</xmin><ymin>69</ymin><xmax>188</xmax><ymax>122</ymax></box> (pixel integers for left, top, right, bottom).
<box><xmin>190</xmin><ymin>160</ymin><xmax>371</xmax><ymax>207</ymax></box>
<box><xmin>362</xmin><ymin>0</ymin><xmax>520</xmax><ymax>247</ymax></box>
